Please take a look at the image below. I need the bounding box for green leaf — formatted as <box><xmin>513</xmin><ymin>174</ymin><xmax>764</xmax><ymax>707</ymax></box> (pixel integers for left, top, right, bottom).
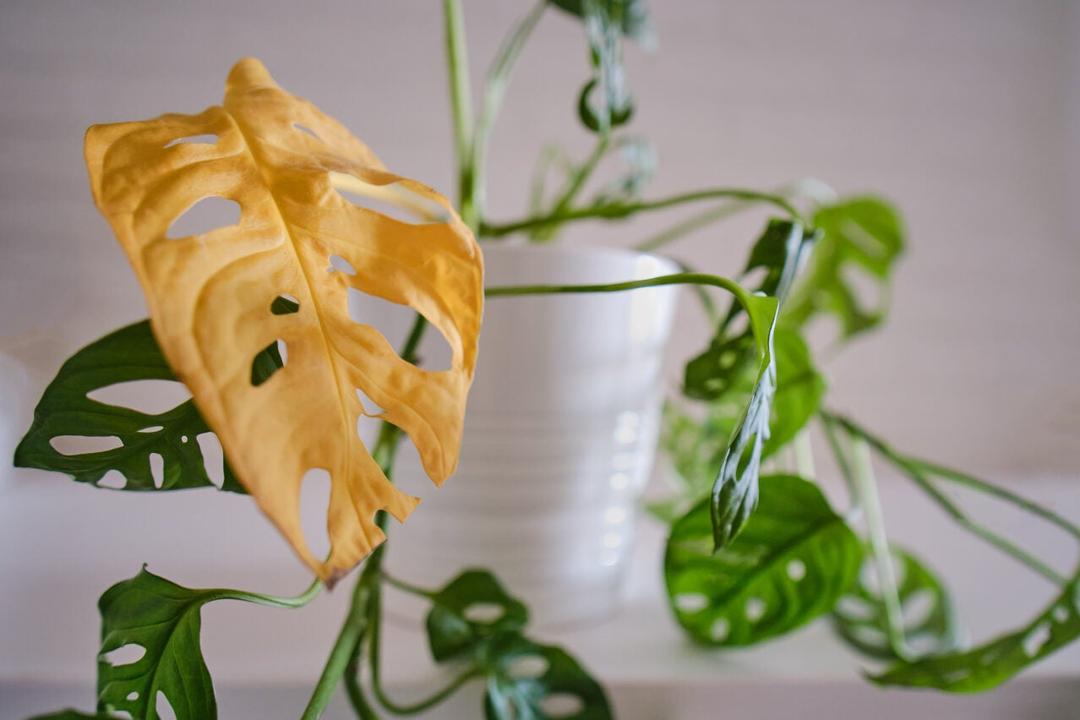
<box><xmin>666</xmin><ymin>475</ymin><xmax>862</xmax><ymax>646</ymax></box>
<box><xmin>763</xmin><ymin>329</ymin><xmax>826</xmax><ymax>455</ymax></box>
<box><xmin>708</xmin><ymin>293</ymin><xmax>778</xmax><ymax>549</ymax></box>
<box><xmin>834</xmin><ymin>546</ymin><xmax>961</xmax><ymax>661</ymax></box>
<box><xmin>872</xmin><ymin>577</ymin><xmax>1080</xmax><ymax>693</ymax></box>
<box><xmin>481</xmin><ymin>633</ymin><xmax>612</xmax><ymax>720</ymax></box>
<box><xmin>783</xmin><ymin>196</ymin><xmax>905</xmax><ymax>339</ymax></box>
<box><xmin>96</xmin><ymin>567</ymin><xmax>220</xmax><ymax>720</ymax></box>
<box><xmin>684</xmin><ymin>219</ymin><xmax>814</xmax><ymax>402</ymax></box>
<box><xmin>14</xmin><ymin>320</ymin><xmax>254</xmax><ymax>493</ymax></box>
<box><xmin>27</xmin><ymin>711</ymin><xmax>117</xmax><ymax>720</ymax></box>
<box><xmin>425</xmin><ymin>570</ymin><xmax>529</xmax><ymax>662</ymax></box>
<box><xmin>549</xmin><ymin>0</ymin><xmax>653</xmax><ymax>45</ymax></box>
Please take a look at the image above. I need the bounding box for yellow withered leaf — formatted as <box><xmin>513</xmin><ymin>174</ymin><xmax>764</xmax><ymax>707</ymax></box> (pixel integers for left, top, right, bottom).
<box><xmin>84</xmin><ymin>58</ymin><xmax>484</xmax><ymax>583</ymax></box>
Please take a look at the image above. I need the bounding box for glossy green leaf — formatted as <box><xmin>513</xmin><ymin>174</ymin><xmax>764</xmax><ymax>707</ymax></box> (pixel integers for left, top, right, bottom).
<box><xmin>481</xmin><ymin>633</ymin><xmax>613</xmax><ymax>720</ymax></box>
<box><xmin>872</xmin><ymin>577</ymin><xmax>1080</xmax><ymax>692</ymax></box>
<box><xmin>834</xmin><ymin>546</ymin><xmax>961</xmax><ymax>661</ymax></box>
<box><xmin>783</xmin><ymin>196</ymin><xmax>905</xmax><ymax>339</ymax></box>
<box><xmin>14</xmin><ymin>320</ymin><xmax>259</xmax><ymax>493</ymax></box>
<box><xmin>96</xmin><ymin>568</ymin><xmax>219</xmax><ymax>720</ymax></box>
<box><xmin>666</xmin><ymin>475</ymin><xmax>862</xmax><ymax>646</ymax></box>
<box><xmin>426</xmin><ymin>570</ymin><xmax>529</xmax><ymax>662</ymax></box>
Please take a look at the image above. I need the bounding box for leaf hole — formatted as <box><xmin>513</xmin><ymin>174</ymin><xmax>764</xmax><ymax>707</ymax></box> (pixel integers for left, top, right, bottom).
<box><xmin>293</xmin><ymin>123</ymin><xmax>320</xmax><ymax>140</ymax></box>
<box><xmin>164</xmin><ymin>134</ymin><xmax>217</xmax><ymax>148</ymax></box>
<box><xmin>745</xmin><ymin>597</ymin><xmax>766</xmax><ymax>622</ymax></box>
<box><xmin>901</xmin><ymin>589</ymin><xmax>934</xmax><ymax>627</ymax></box>
<box><xmin>196</xmin><ymin>432</ymin><xmax>226</xmax><ymax>489</ymax></box>
<box><xmin>138</xmin><ymin>425</ymin><xmax>164</xmax><ymax>434</ymax></box>
<box><xmin>506</xmin><ymin>654</ymin><xmax>549</xmax><ymax>680</ymax></box>
<box><xmin>301</xmin><ymin>468</ymin><xmax>332</xmax><ymax>559</ymax></box>
<box><xmin>87</xmin><ymin>380</ymin><xmax>192</xmax><ymax>415</ymax></box>
<box><xmin>850</xmin><ymin>625</ymin><xmax>887</xmax><ymax>648</ymax></box>
<box><xmin>710</xmin><ymin>618</ymin><xmax>730</xmax><ymax>642</ymax></box>
<box><xmin>539</xmin><ymin>693</ymin><xmax>585</xmax><ymax>718</ymax></box>
<box><xmin>347</xmin><ymin>288</ymin><xmax>453</xmax><ymax>371</ymax></box>
<box><xmin>251</xmin><ymin>339</ymin><xmax>287</xmax><ymax>386</ymax></box>
<box><xmin>126</xmin><ymin>691</ymin><xmax>139</xmax><ymax>701</ymax></box>
<box><xmin>103</xmin><ymin>643</ymin><xmax>145</xmax><ymax>666</ymax></box>
<box><xmin>1052</xmin><ymin>605</ymin><xmax>1069</xmax><ymax>623</ymax></box>
<box><xmin>156</xmin><ymin>691</ymin><xmax>178</xmax><ymax>720</ymax></box>
<box><xmin>836</xmin><ymin>596</ymin><xmax>875</xmax><ymax>621</ymax></box>
<box><xmin>329</xmin><ymin>171</ymin><xmax>449</xmax><ymax>225</ymax></box>
<box><xmin>271</xmin><ymin>293</ymin><xmax>300</xmax><ymax>315</ymax></box>
<box><xmin>149</xmin><ymin>452</ymin><xmax>164</xmax><ymax>489</ymax></box>
<box><xmin>98</xmin><ymin>469</ymin><xmax>127</xmax><ymax>489</ymax></box>
<box><xmin>49</xmin><ymin>434</ymin><xmax>123</xmax><ymax>456</ymax></box>
<box><xmin>674</xmin><ymin>593</ymin><xmax>708</xmax><ymax>614</ymax></box>
<box><xmin>786</xmin><ymin>559</ymin><xmax>806</xmax><ymax>581</ymax></box>
<box><xmin>1022</xmin><ymin>621</ymin><xmax>1051</xmax><ymax>658</ymax></box>
<box><xmin>166</xmin><ymin>196</ymin><xmax>241</xmax><ymax>239</ymax></box>
<box><xmin>463</xmin><ymin>602</ymin><xmax>505</xmax><ymax>624</ymax></box>
<box><xmin>327</xmin><ymin>254</ymin><xmax>357</xmax><ymax>276</ymax></box>
<box><xmin>180</xmin><ymin>435</ymin><xmax>189</xmax><ymax>443</ymax></box>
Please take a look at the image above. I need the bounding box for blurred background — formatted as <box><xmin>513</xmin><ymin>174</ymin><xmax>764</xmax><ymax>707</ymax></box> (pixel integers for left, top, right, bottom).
<box><xmin>2</xmin><ymin>1</ymin><xmax>1078</xmax><ymax>717</ymax></box>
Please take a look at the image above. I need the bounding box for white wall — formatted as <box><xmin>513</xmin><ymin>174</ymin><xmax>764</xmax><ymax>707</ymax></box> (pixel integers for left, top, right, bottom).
<box><xmin>1</xmin><ymin>0</ymin><xmax>1077</xmax><ymax>688</ymax></box>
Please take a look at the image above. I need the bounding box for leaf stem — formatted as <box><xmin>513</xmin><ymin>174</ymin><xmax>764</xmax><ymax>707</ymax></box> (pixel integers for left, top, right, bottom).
<box><xmin>381</xmin><ymin>571</ymin><xmax>437</xmax><ymax>599</ymax></box>
<box><xmin>485</xmin><ymin>271</ymin><xmax>754</xmax><ymax>308</ymax></box>
<box><xmin>471</xmin><ymin>0</ymin><xmax>547</xmax><ymax>223</ymax></box>
<box><xmin>444</xmin><ymin>0</ymin><xmax>476</xmax><ymax>227</ymax></box>
<box><xmin>850</xmin><ymin>436</ymin><xmax>910</xmax><ymax>661</ymax></box>
<box><xmin>479</xmin><ymin>188</ymin><xmax>806</xmax><ymax>239</ymax></box>
<box><xmin>531</xmin><ymin>134</ymin><xmax>611</xmax><ymax>242</ymax></box>
<box><xmin>211</xmin><ymin>577</ymin><xmax>323</xmax><ymax>609</ymax></box>
<box><xmin>823</xmin><ymin>411</ymin><xmax>1071</xmax><ymax>586</ymax></box>
<box><xmin>366</xmin><ymin>584</ymin><xmax>482</xmax><ymax>715</ymax></box>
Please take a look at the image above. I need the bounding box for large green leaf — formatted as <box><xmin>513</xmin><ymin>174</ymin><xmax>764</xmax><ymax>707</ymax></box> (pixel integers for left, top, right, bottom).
<box><xmin>872</xmin><ymin>576</ymin><xmax>1080</xmax><ymax>692</ymax></box>
<box><xmin>12</xmin><ymin>320</ymin><xmax>276</xmax><ymax>493</ymax></box>
<box><xmin>783</xmin><ymin>196</ymin><xmax>905</xmax><ymax>339</ymax></box>
<box><xmin>481</xmin><ymin>633</ymin><xmax>612</xmax><ymax>720</ymax></box>
<box><xmin>666</xmin><ymin>475</ymin><xmax>862</xmax><ymax>646</ymax></box>
<box><xmin>833</xmin><ymin>546</ymin><xmax>961</xmax><ymax>662</ymax></box>
<box><xmin>426</xmin><ymin>569</ymin><xmax>529</xmax><ymax>662</ymax></box>
<box><xmin>96</xmin><ymin>568</ymin><xmax>220</xmax><ymax>720</ymax></box>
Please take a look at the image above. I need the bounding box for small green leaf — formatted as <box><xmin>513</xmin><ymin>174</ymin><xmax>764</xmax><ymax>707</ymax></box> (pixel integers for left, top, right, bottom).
<box><xmin>425</xmin><ymin>570</ymin><xmax>529</xmax><ymax>662</ymax></box>
<box><xmin>96</xmin><ymin>568</ymin><xmax>220</xmax><ymax>720</ymax></box>
<box><xmin>872</xmin><ymin>578</ymin><xmax>1080</xmax><ymax>693</ymax></box>
<box><xmin>684</xmin><ymin>219</ymin><xmax>814</xmax><ymax>402</ymax></box>
<box><xmin>481</xmin><ymin>633</ymin><xmax>613</xmax><ymax>720</ymax></box>
<box><xmin>14</xmin><ymin>320</ymin><xmax>250</xmax><ymax>493</ymax></box>
<box><xmin>549</xmin><ymin>0</ymin><xmax>653</xmax><ymax>44</ymax></box>
<box><xmin>666</xmin><ymin>475</ymin><xmax>862</xmax><ymax>646</ymax></box>
<box><xmin>834</xmin><ymin>546</ymin><xmax>961</xmax><ymax>662</ymax></box>
<box><xmin>783</xmin><ymin>196</ymin><xmax>905</xmax><ymax>339</ymax></box>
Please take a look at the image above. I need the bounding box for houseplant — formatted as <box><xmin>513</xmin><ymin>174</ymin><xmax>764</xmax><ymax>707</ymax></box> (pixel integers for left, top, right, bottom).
<box><xmin>13</xmin><ymin>2</ymin><xmax>1080</xmax><ymax>719</ymax></box>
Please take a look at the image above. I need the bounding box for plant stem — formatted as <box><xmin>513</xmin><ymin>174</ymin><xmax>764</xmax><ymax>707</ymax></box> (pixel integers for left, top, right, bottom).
<box><xmin>366</xmin><ymin>583</ymin><xmax>482</xmax><ymax>715</ymax></box>
<box><xmin>381</xmin><ymin>571</ymin><xmax>437</xmax><ymax>599</ymax></box>
<box><xmin>211</xmin><ymin>577</ymin><xmax>323</xmax><ymax>609</ymax></box>
<box><xmin>444</xmin><ymin>0</ymin><xmax>476</xmax><ymax>227</ymax></box>
<box><xmin>471</xmin><ymin>0</ymin><xmax>547</xmax><ymax>222</ymax></box>
<box><xmin>485</xmin><ymin>272</ymin><xmax>752</xmax><ymax>305</ymax></box>
<box><xmin>302</xmin><ymin>315</ymin><xmax>429</xmax><ymax>719</ymax></box>
<box><xmin>479</xmin><ymin>187</ymin><xmax>806</xmax><ymax>239</ymax></box>
<box><xmin>850</xmin><ymin>436</ymin><xmax>910</xmax><ymax>661</ymax></box>
<box><xmin>824</xmin><ymin>410</ymin><xmax>1070</xmax><ymax>586</ymax></box>
<box><xmin>531</xmin><ymin>134</ymin><xmax>611</xmax><ymax>242</ymax></box>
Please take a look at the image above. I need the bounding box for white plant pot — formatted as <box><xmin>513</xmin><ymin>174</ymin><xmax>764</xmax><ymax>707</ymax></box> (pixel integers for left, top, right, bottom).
<box><xmin>381</xmin><ymin>243</ymin><xmax>679</xmax><ymax>627</ymax></box>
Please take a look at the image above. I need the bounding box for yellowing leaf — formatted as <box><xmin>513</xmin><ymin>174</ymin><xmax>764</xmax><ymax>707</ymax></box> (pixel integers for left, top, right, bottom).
<box><xmin>84</xmin><ymin>58</ymin><xmax>484</xmax><ymax>583</ymax></box>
